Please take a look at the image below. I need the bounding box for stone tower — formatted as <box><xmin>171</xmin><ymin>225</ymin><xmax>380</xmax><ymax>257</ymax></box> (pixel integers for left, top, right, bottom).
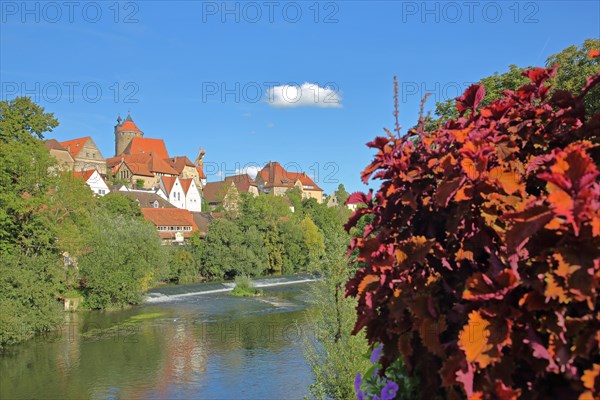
<box><xmin>114</xmin><ymin>113</ymin><xmax>143</xmax><ymax>156</ymax></box>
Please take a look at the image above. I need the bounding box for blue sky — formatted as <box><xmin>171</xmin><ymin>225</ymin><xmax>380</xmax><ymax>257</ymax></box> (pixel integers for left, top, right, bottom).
<box><xmin>1</xmin><ymin>1</ymin><xmax>598</xmax><ymax>194</ymax></box>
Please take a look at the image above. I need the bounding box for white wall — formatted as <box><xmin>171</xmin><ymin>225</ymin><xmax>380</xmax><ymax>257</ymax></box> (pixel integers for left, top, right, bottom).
<box><xmin>185</xmin><ymin>180</ymin><xmax>202</xmax><ymax>212</ymax></box>
<box><xmin>86</xmin><ymin>171</ymin><xmax>110</xmax><ymax>196</ymax></box>
<box><xmin>162</xmin><ymin>177</ymin><xmax>186</xmax><ymax>209</ymax></box>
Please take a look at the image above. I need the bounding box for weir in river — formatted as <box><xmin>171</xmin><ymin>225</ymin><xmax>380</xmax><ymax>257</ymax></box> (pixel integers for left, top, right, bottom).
<box><xmin>0</xmin><ymin>276</ymin><xmax>318</xmax><ymax>400</ymax></box>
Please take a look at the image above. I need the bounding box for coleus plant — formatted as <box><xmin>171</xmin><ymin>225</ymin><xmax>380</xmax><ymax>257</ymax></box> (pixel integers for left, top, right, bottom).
<box><xmin>345</xmin><ymin>52</ymin><xmax>600</xmax><ymax>400</ymax></box>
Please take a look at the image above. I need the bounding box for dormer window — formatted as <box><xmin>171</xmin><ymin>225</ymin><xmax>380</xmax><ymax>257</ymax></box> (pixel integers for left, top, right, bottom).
<box><xmin>153</xmin><ymin>200</ymin><xmax>159</xmax><ymax>208</ymax></box>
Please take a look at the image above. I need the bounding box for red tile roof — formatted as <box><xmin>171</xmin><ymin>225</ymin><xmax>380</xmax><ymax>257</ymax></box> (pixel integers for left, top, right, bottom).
<box><xmin>258</xmin><ymin>161</ymin><xmax>322</xmax><ymax>191</ymax></box>
<box><xmin>224</xmin><ymin>174</ymin><xmax>258</xmax><ymax>193</ymax></box>
<box><xmin>165</xmin><ymin>156</ymin><xmax>196</xmax><ymax>174</ymax></box>
<box><xmin>106</xmin><ymin>154</ymin><xmax>178</xmax><ymax>177</ymax></box>
<box><xmin>117</xmin><ymin>120</ymin><xmax>142</xmax><ymax>132</ymax></box>
<box><xmin>72</xmin><ymin>169</ymin><xmax>96</xmax><ymax>181</ymax></box>
<box><xmin>161</xmin><ymin>176</ymin><xmax>179</xmax><ymax>194</ymax></box>
<box><xmin>141</xmin><ymin>208</ymin><xmax>198</xmax><ymax>232</ymax></box>
<box><xmin>180</xmin><ymin>178</ymin><xmax>194</xmax><ymax>194</ymax></box>
<box><xmin>125</xmin><ymin>137</ymin><xmax>169</xmax><ymax>159</ymax></box>
<box><xmin>60</xmin><ymin>137</ymin><xmax>90</xmax><ymax>158</ymax></box>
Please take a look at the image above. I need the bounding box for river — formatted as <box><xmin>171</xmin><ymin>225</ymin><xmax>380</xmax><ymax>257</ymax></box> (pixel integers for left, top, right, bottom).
<box><xmin>0</xmin><ymin>275</ymin><xmax>317</xmax><ymax>400</ymax></box>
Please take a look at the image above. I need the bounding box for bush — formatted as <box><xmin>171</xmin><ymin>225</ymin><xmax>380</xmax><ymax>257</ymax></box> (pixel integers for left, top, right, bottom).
<box><xmin>230</xmin><ymin>275</ymin><xmax>261</xmax><ymax>297</ymax></box>
<box><xmin>345</xmin><ymin>58</ymin><xmax>600</xmax><ymax>398</ymax></box>
<box><xmin>0</xmin><ymin>251</ymin><xmax>63</xmax><ymax>349</ymax></box>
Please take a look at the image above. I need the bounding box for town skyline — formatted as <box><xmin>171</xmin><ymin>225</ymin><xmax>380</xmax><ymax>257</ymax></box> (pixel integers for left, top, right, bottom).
<box><xmin>3</xmin><ymin>2</ymin><xmax>598</xmax><ymax>195</ymax></box>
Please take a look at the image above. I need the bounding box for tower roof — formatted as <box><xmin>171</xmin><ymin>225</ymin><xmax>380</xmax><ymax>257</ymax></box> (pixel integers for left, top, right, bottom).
<box><xmin>116</xmin><ymin>113</ymin><xmax>142</xmax><ymax>133</ymax></box>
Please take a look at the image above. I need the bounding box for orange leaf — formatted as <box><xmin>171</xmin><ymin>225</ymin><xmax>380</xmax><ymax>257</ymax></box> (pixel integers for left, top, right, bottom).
<box><xmin>358</xmin><ymin>274</ymin><xmax>379</xmax><ymax>295</ymax></box>
<box><xmin>451</xmin><ymin>127</ymin><xmax>472</xmax><ymax>143</ymax></box>
<box><xmin>545</xmin><ymin>273</ymin><xmax>569</xmax><ymax>303</ymax></box>
<box><xmin>458</xmin><ymin>310</ymin><xmax>496</xmax><ymax>368</ymax></box>
<box><xmin>489</xmin><ymin>166</ymin><xmax>523</xmax><ymax>195</ymax></box>
<box><xmin>582</xmin><ymin>363</ymin><xmax>600</xmax><ymax>391</ymax></box>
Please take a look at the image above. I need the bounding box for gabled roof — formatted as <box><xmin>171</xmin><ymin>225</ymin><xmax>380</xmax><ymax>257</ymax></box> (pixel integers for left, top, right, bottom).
<box><xmin>203</xmin><ymin>181</ymin><xmax>234</xmax><ymax>203</ymax></box>
<box><xmin>141</xmin><ymin>208</ymin><xmax>198</xmax><ymax>229</ymax></box>
<box><xmin>60</xmin><ymin>137</ymin><xmax>91</xmax><ymax>158</ymax></box>
<box><xmin>257</xmin><ymin>161</ymin><xmax>322</xmax><ymax>191</ymax></box>
<box><xmin>118</xmin><ymin>191</ymin><xmax>174</xmax><ymax>208</ymax></box>
<box><xmin>224</xmin><ymin>174</ymin><xmax>258</xmax><ymax>193</ymax></box>
<box><xmin>106</xmin><ymin>153</ymin><xmax>178</xmax><ymax>177</ymax></box>
<box><xmin>124</xmin><ymin>137</ymin><xmax>169</xmax><ymax>159</ymax></box>
<box><xmin>179</xmin><ymin>178</ymin><xmax>197</xmax><ymax>194</ymax></box>
<box><xmin>165</xmin><ymin>156</ymin><xmax>196</xmax><ymax>174</ymax></box>
<box><xmin>161</xmin><ymin>176</ymin><xmax>179</xmax><ymax>194</ymax></box>
<box><xmin>72</xmin><ymin>169</ymin><xmax>96</xmax><ymax>181</ymax></box>
<box><xmin>72</xmin><ymin>169</ymin><xmax>108</xmax><ymax>186</ymax></box>
<box><xmin>44</xmin><ymin>139</ymin><xmax>68</xmax><ymax>152</ymax></box>
<box><xmin>191</xmin><ymin>212</ymin><xmax>212</xmax><ymax>236</ymax></box>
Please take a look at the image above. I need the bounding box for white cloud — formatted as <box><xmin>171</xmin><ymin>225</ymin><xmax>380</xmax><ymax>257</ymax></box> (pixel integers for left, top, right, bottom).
<box><xmin>266</xmin><ymin>122</ymin><xmax>275</xmax><ymax>128</ymax></box>
<box><xmin>235</xmin><ymin>165</ymin><xmax>261</xmax><ymax>179</ymax></box>
<box><xmin>266</xmin><ymin>82</ymin><xmax>342</xmax><ymax>108</ymax></box>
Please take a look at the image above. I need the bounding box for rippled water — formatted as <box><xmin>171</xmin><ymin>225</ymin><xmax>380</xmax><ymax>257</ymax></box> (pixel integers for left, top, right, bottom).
<box><xmin>0</xmin><ymin>278</ymin><xmax>316</xmax><ymax>400</ymax></box>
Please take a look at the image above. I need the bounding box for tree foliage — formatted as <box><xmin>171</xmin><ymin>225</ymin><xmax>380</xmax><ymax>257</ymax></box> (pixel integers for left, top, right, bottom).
<box><xmin>345</xmin><ymin>57</ymin><xmax>600</xmax><ymax>399</ymax></box>
<box><xmin>79</xmin><ymin>211</ymin><xmax>165</xmax><ymax>309</ymax></box>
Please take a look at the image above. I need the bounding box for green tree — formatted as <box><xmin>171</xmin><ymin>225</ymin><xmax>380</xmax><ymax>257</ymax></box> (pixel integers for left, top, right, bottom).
<box><xmin>264</xmin><ymin>223</ymin><xmax>284</xmax><ymax>274</ymax></box>
<box><xmin>166</xmin><ymin>246</ymin><xmax>197</xmax><ymax>284</ymax></box>
<box><xmin>334</xmin><ymin>183</ymin><xmax>350</xmax><ymax>205</ymax></box>
<box><xmin>0</xmin><ymin>97</ymin><xmax>59</xmax><ymax>255</ymax></box>
<box><xmin>304</xmin><ymin>231</ymin><xmax>370</xmax><ymax>399</ymax></box>
<box><xmin>98</xmin><ymin>193</ymin><xmax>143</xmax><ymax>219</ymax></box>
<box><xmin>79</xmin><ymin>211</ymin><xmax>165</xmax><ymax>308</ymax></box>
<box><xmin>546</xmin><ymin>38</ymin><xmax>600</xmax><ymax>115</ymax></box>
<box><xmin>279</xmin><ymin>219</ymin><xmax>309</xmax><ymax>274</ymax></box>
<box><xmin>0</xmin><ymin>252</ymin><xmax>63</xmax><ymax>349</ymax></box>
<box><xmin>300</xmin><ymin>216</ymin><xmax>325</xmax><ymax>270</ymax></box>
<box><xmin>200</xmin><ymin>218</ymin><xmax>267</xmax><ymax>279</ymax></box>
<box><xmin>0</xmin><ymin>97</ymin><xmax>64</xmax><ymax>347</ymax></box>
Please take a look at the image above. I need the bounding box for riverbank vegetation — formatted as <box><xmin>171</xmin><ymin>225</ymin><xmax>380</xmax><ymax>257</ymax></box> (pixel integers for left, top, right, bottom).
<box><xmin>0</xmin><ymin>95</ymin><xmax>353</xmax><ymax>348</ymax></box>
<box><xmin>229</xmin><ymin>275</ymin><xmax>262</xmax><ymax>297</ymax></box>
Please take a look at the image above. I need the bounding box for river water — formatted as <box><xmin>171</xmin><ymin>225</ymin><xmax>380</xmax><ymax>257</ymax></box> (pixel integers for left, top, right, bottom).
<box><xmin>0</xmin><ymin>276</ymin><xmax>317</xmax><ymax>399</ymax></box>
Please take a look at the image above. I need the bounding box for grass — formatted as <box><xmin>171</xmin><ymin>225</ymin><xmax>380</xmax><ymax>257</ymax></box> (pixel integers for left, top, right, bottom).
<box><xmin>230</xmin><ymin>275</ymin><xmax>262</xmax><ymax>297</ymax></box>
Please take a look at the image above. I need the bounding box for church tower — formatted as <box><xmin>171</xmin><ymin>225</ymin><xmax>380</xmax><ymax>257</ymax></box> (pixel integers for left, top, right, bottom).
<box><xmin>114</xmin><ymin>113</ymin><xmax>143</xmax><ymax>156</ymax></box>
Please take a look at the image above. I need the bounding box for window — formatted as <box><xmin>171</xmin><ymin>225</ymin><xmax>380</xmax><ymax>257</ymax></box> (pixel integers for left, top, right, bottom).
<box><xmin>153</xmin><ymin>201</ymin><xmax>159</xmax><ymax>208</ymax></box>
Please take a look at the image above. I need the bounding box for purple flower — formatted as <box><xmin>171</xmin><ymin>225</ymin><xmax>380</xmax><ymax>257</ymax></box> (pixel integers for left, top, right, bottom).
<box><xmin>370</xmin><ymin>343</ymin><xmax>383</xmax><ymax>364</ymax></box>
<box><xmin>355</xmin><ymin>372</ymin><xmax>364</xmax><ymax>400</ymax></box>
<box><xmin>380</xmin><ymin>380</ymin><xmax>399</xmax><ymax>400</ymax></box>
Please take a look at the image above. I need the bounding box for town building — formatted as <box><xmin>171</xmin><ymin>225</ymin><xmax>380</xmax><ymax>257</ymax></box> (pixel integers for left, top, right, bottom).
<box><xmin>60</xmin><ymin>136</ymin><xmax>106</xmax><ymax>175</ymax></box>
<box><xmin>106</xmin><ymin>153</ymin><xmax>179</xmax><ymax>188</ymax></box>
<box><xmin>224</xmin><ymin>174</ymin><xmax>259</xmax><ymax>196</ymax></box>
<box><xmin>72</xmin><ymin>169</ymin><xmax>110</xmax><ymax>196</ymax></box>
<box><xmin>180</xmin><ymin>178</ymin><xmax>202</xmax><ymax>212</ymax></box>
<box><xmin>44</xmin><ymin>139</ymin><xmax>75</xmax><ymax>171</ymax></box>
<box><xmin>202</xmin><ymin>181</ymin><xmax>239</xmax><ymax>211</ymax></box>
<box><xmin>255</xmin><ymin>161</ymin><xmax>323</xmax><ymax>203</ymax></box>
<box><xmin>117</xmin><ymin>188</ymin><xmax>174</xmax><ymax>208</ymax></box>
<box><xmin>141</xmin><ymin>208</ymin><xmax>199</xmax><ymax>244</ymax></box>
<box><xmin>166</xmin><ymin>156</ymin><xmax>205</xmax><ymax>188</ymax></box>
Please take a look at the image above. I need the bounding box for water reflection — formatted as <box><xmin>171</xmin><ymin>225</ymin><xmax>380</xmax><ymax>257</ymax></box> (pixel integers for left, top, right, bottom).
<box><xmin>0</xmin><ymin>283</ymin><xmax>314</xmax><ymax>400</ymax></box>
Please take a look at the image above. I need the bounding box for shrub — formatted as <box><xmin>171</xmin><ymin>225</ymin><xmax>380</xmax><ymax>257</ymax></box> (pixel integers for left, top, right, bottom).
<box><xmin>345</xmin><ymin>55</ymin><xmax>600</xmax><ymax>399</ymax></box>
<box><xmin>230</xmin><ymin>275</ymin><xmax>261</xmax><ymax>297</ymax></box>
